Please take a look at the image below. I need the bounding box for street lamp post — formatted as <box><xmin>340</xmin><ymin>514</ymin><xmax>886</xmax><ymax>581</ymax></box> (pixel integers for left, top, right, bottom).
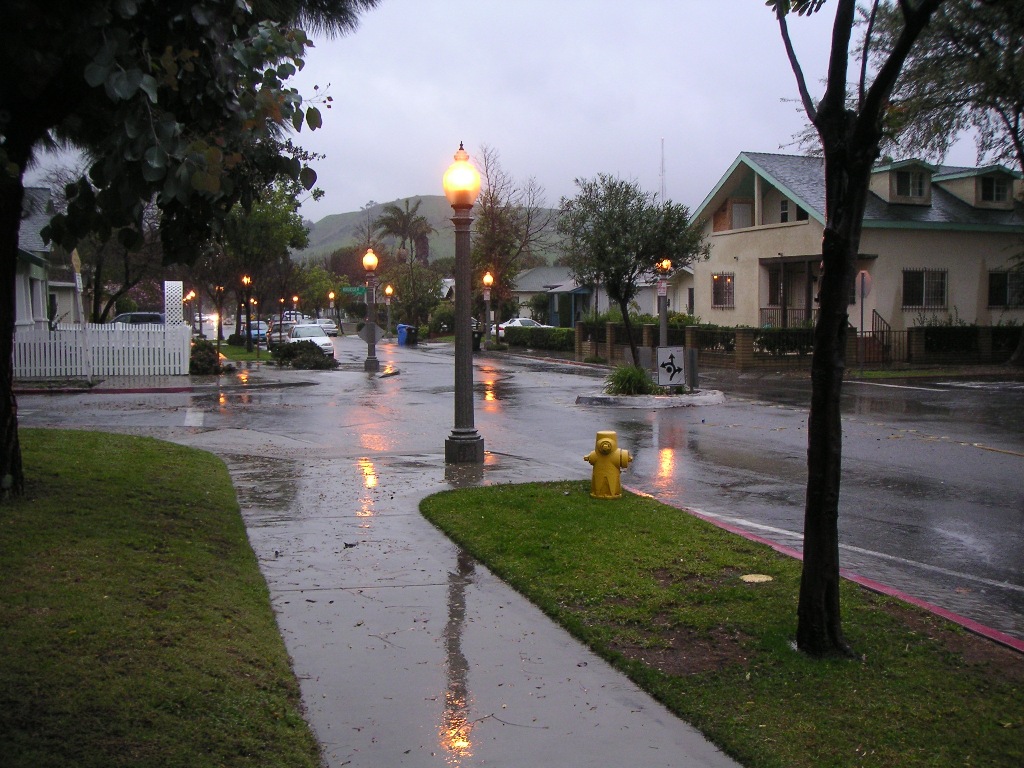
<box><xmin>384</xmin><ymin>285</ymin><xmax>393</xmax><ymax>340</ymax></box>
<box><xmin>275</xmin><ymin>298</ymin><xmax>284</xmax><ymax>349</ymax></box>
<box><xmin>292</xmin><ymin>295</ymin><xmax>299</xmax><ymax>319</ymax></box>
<box><xmin>242</xmin><ymin>275</ymin><xmax>253</xmax><ymax>352</ymax></box>
<box><xmin>328</xmin><ymin>291</ymin><xmax>336</xmax><ymax>326</ymax></box>
<box><xmin>482</xmin><ymin>271</ymin><xmax>493</xmax><ymax>349</ymax></box>
<box><xmin>656</xmin><ymin>258</ymin><xmax>672</xmax><ymax>348</ymax></box>
<box><xmin>251</xmin><ymin>297</ymin><xmax>259</xmax><ymax>359</ymax></box>
<box><xmin>442</xmin><ymin>142</ymin><xmax>484</xmax><ymax>464</ymax></box>
<box><xmin>363</xmin><ymin>248</ymin><xmax>380</xmax><ymax>372</ymax></box>
<box><xmin>184</xmin><ymin>289</ymin><xmax>196</xmax><ymax>334</ymax></box>
<box><xmin>215</xmin><ymin>285</ymin><xmax>225</xmax><ymax>352</ymax></box>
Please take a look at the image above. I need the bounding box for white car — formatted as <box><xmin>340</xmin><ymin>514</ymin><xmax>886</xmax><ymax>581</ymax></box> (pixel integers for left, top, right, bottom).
<box><xmin>493</xmin><ymin>317</ymin><xmax>552</xmax><ymax>339</ymax></box>
<box><xmin>315</xmin><ymin>318</ymin><xmax>339</xmax><ymax>336</ymax></box>
<box><xmin>287</xmin><ymin>323</ymin><xmax>335</xmax><ymax>357</ymax></box>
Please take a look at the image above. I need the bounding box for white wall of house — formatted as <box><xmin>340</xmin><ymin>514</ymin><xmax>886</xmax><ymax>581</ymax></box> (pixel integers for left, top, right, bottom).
<box><xmin>694</xmin><ymin>218</ymin><xmax>823</xmax><ymax>327</ymax></box>
<box><xmin>858</xmin><ymin>228</ymin><xmax>1024</xmax><ymax>331</ymax></box>
<box><xmin>693</xmin><ymin>216</ymin><xmax>1024</xmax><ymax>331</ymax></box>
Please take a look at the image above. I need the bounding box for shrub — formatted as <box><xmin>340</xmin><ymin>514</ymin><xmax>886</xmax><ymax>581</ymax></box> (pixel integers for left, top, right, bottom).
<box><xmin>605</xmin><ymin>364</ymin><xmax>662</xmax><ymax>395</ymax></box>
<box><xmin>503</xmin><ymin>326</ymin><xmax>574</xmax><ymax>351</ymax></box>
<box><xmin>271</xmin><ymin>341</ymin><xmax>338</xmax><ymax>369</ymax></box>
<box><xmin>189</xmin><ymin>339</ymin><xmax>223</xmax><ymax>375</ymax></box>
<box><xmin>429</xmin><ymin>305</ymin><xmax>455</xmax><ymax>336</ymax></box>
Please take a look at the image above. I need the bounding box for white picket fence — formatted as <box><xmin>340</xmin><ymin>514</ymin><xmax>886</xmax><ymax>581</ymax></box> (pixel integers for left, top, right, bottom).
<box><xmin>14</xmin><ymin>323</ymin><xmax>192</xmax><ymax>378</ymax></box>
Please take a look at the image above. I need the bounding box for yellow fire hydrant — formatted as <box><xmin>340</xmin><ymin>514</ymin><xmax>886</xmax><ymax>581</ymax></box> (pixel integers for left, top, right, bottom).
<box><xmin>584</xmin><ymin>430</ymin><xmax>632</xmax><ymax>499</ymax></box>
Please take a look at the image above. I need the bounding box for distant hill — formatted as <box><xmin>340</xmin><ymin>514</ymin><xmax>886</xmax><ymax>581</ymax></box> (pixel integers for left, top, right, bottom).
<box><xmin>295</xmin><ymin>195</ymin><xmax>460</xmax><ymax>262</ymax></box>
<box><xmin>295</xmin><ymin>195</ymin><xmax>562</xmax><ymax>264</ymax></box>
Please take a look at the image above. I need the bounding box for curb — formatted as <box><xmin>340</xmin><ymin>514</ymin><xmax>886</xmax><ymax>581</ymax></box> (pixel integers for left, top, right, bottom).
<box><xmin>576</xmin><ymin>391</ymin><xmax>726</xmax><ymax>407</ymax></box>
<box><xmin>628</xmin><ymin>486</ymin><xmax>1024</xmax><ymax>655</ymax></box>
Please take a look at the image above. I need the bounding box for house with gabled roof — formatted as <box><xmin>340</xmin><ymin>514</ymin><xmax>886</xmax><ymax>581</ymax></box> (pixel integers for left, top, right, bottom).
<box><xmin>691</xmin><ymin>152</ymin><xmax>1024</xmax><ymax>333</ymax></box>
<box><xmin>16</xmin><ymin>187</ymin><xmax>56</xmax><ymax>332</ymax></box>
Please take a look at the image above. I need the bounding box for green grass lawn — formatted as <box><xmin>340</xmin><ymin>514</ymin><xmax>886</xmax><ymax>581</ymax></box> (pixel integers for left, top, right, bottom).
<box><xmin>0</xmin><ymin>429</ymin><xmax>321</xmax><ymax>768</ymax></box>
<box><xmin>421</xmin><ymin>481</ymin><xmax>1023</xmax><ymax>768</ymax></box>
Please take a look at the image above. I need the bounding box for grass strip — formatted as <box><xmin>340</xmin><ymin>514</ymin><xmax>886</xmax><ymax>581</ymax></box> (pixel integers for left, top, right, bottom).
<box><xmin>0</xmin><ymin>429</ymin><xmax>321</xmax><ymax>768</ymax></box>
<box><xmin>421</xmin><ymin>480</ymin><xmax>1023</xmax><ymax>768</ymax></box>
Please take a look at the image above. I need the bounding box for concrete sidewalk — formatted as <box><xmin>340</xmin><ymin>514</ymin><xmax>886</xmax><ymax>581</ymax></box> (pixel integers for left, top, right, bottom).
<box><xmin>153</xmin><ymin>342</ymin><xmax>744</xmax><ymax>768</ymax></box>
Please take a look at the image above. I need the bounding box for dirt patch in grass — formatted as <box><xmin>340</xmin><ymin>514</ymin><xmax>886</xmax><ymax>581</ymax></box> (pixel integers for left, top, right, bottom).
<box><xmin>611</xmin><ymin>624</ymin><xmax>751</xmax><ymax>676</ymax></box>
<box><xmin>881</xmin><ymin>602</ymin><xmax>1024</xmax><ymax>684</ymax></box>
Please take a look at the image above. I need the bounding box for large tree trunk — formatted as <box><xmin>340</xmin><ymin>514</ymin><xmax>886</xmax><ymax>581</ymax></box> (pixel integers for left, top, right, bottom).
<box><xmin>797</xmin><ymin>132</ymin><xmax>877</xmax><ymax>657</ymax></box>
<box><xmin>0</xmin><ymin>168</ymin><xmax>26</xmax><ymax>499</ymax></box>
<box><xmin>618</xmin><ymin>297</ymin><xmax>641</xmax><ymax>367</ymax></box>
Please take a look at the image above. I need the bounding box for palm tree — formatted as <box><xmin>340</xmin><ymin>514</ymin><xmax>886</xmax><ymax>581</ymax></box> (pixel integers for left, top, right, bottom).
<box><xmin>375</xmin><ymin>199</ymin><xmax>434</xmax><ymax>263</ymax></box>
<box><xmin>375</xmin><ymin>199</ymin><xmax>437</xmax><ymax>325</ymax></box>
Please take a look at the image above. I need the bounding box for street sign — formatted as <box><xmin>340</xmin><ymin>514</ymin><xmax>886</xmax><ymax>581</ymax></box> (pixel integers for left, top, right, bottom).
<box><xmin>656</xmin><ymin>346</ymin><xmax>686</xmax><ymax>387</ymax></box>
<box><xmin>657</xmin><ymin>279</ymin><xmax>667</xmax><ymax>297</ymax></box>
<box><xmin>342</xmin><ymin>286</ymin><xmax>366</xmax><ymax>295</ymax></box>
<box><xmin>357</xmin><ymin>323</ymin><xmax>386</xmax><ymax>344</ymax></box>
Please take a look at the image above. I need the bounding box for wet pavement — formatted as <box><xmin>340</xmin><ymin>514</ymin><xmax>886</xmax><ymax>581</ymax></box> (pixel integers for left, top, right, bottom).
<box><xmin>15</xmin><ymin>336</ymin><xmax>1024</xmax><ymax>766</ymax></box>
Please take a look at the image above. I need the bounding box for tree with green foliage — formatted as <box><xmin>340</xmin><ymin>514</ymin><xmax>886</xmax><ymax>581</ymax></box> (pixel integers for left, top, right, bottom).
<box><xmin>472</xmin><ymin>144</ymin><xmax>555</xmax><ymax>311</ymax></box>
<box><xmin>294</xmin><ymin>262</ymin><xmax>339</xmax><ymax>317</ymax></box>
<box><xmin>769</xmin><ymin>0</ymin><xmax>942</xmax><ymax>656</ymax></box>
<box><xmin>868</xmin><ymin>0</ymin><xmax>1024</xmax><ymax>364</ymax></box>
<box><xmin>557</xmin><ymin>174</ymin><xmax>707</xmax><ymax>366</ymax></box>
<box><xmin>0</xmin><ymin>0</ymin><xmax>379</xmax><ymax>498</ymax></box>
<box><xmin>378</xmin><ymin>262</ymin><xmax>443</xmax><ymax>330</ymax></box>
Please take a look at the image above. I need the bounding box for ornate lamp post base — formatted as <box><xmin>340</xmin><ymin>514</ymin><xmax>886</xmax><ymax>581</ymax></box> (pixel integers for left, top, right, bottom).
<box><xmin>445</xmin><ymin>429</ymin><xmax>484</xmax><ymax>464</ymax></box>
<box><xmin>364</xmin><ymin>355</ymin><xmax>379</xmax><ymax>373</ymax></box>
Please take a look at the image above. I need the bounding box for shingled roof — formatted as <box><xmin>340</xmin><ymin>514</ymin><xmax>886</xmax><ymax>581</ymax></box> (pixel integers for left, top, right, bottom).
<box><xmin>729</xmin><ymin>152</ymin><xmax>1024</xmax><ymax>231</ymax></box>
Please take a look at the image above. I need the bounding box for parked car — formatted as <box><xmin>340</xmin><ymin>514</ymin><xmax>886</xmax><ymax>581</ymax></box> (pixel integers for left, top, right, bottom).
<box><xmin>240</xmin><ymin>320</ymin><xmax>268</xmax><ymax>344</ymax></box>
<box><xmin>267</xmin><ymin>320</ymin><xmax>297</xmax><ymax>348</ymax></box>
<box><xmin>287</xmin><ymin>323</ymin><xmax>335</xmax><ymax>357</ymax></box>
<box><xmin>493</xmin><ymin>317</ymin><xmax>552</xmax><ymax>339</ymax></box>
<box><xmin>315</xmin><ymin>318</ymin><xmax>339</xmax><ymax>336</ymax></box>
<box><xmin>112</xmin><ymin>311</ymin><xmax>165</xmax><ymax>325</ymax></box>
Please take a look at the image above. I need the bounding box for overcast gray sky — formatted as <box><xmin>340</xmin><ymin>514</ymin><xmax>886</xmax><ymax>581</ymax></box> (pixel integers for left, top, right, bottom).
<box><xmin>24</xmin><ymin>1</ymin><xmax>977</xmax><ymax>223</ymax></box>
<box><xmin>283</xmin><ymin>0</ymin><xmax>977</xmax><ymax>223</ymax></box>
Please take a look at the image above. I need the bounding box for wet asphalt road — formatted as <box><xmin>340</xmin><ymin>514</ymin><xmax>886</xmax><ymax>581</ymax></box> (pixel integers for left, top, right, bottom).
<box><xmin>14</xmin><ymin>336</ymin><xmax>1024</xmax><ymax>765</ymax></box>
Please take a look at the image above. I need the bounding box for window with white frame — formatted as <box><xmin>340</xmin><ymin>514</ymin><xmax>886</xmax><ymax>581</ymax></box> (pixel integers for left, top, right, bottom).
<box><xmin>896</xmin><ymin>170</ymin><xmax>926</xmax><ymax>197</ymax></box>
<box><xmin>981</xmin><ymin>177</ymin><xmax>1009</xmax><ymax>203</ymax></box>
<box><xmin>902</xmin><ymin>269</ymin><xmax>946</xmax><ymax>309</ymax></box>
<box><xmin>712</xmin><ymin>273</ymin><xmax>735</xmax><ymax>308</ymax></box>
<box><xmin>988</xmin><ymin>271</ymin><xmax>1024</xmax><ymax>307</ymax></box>
<box><xmin>780</xmin><ymin>200</ymin><xmax>789</xmax><ymax>223</ymax></box>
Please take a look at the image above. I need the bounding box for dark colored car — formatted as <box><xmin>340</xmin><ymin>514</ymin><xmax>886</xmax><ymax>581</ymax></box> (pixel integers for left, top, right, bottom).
<box><xmin>112</xmin><ymin>312</ymin><xmax>165</xmax><ymax>325</ymax></box>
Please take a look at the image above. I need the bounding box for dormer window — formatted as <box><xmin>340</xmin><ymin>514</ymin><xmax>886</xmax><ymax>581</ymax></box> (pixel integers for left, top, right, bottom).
<box><xmin>981</xmin><ymin>176</ymin><xmax>1009</xmax><ymax>203</ymax></box>
<box><xmin>896</xmin><ymin>170</ymin><xmax>926</xmax><ymax>198</ymax></box>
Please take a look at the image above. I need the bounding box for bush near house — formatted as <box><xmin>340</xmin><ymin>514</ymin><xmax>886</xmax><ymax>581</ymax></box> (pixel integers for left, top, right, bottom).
<box><xmin>189</xmin><ymin>339</ymin><xmax>224</xmax><ymax>375</ymax></box>
<box><xmin>755</xmin><ymin>326</ymin><xmax>815</xmax><ymax>357</ymax></box>
<box><xmin>503</xmin><ymin>326</ymin><xmax>574</xmax><ymax>351</ymax></box>
<box><xmin>270</xmin><ymin>340</ymin><xmax>338</xmax><ymax>370</ymax></box>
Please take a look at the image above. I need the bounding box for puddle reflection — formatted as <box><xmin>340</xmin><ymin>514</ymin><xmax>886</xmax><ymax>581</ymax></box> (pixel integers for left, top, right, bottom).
<box><xmin>357</xmin><ymin>458</ymin><xmax>377</xmax><ymax>517</ymax></box>
<box><xmin>439</xmin><ymin>551</ymin><xmax>475</xmax><ymax>764</ymax></box>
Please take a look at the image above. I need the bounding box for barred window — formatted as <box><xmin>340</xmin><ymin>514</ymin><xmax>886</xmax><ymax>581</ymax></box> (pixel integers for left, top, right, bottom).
<box><xmin>902</xmin><ymin>269</ymin><xmax>946</xmax><ymax>309</ymax></box>
<box><xmin>712</xmin><ymin>273</ymin><xmax>735</xmax><ymax>308</ymax></box>
<box><xmin>988</xmin><ymin>271</ymin><xmax>1024</xmax><ymax>307</ymax></box>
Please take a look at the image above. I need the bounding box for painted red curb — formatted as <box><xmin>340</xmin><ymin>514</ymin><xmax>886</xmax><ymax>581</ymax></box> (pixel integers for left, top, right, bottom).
<box><xmin>627</xmin><ymin>484</ymin><xmax>1024</xmax><ymax>655</ymax></box>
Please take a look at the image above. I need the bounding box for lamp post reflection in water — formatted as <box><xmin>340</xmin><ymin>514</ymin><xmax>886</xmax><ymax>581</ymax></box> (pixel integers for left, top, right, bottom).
<box><xmin>440</xmin><ymin>551</ymin><xmax>475</xmax><ymax>764</ymax></box>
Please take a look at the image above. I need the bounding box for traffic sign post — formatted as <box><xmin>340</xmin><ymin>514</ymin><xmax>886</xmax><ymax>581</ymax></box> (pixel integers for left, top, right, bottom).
<box><xmin>656</xmin><ymin>346</ymin><xmax>687</xmax><ymax>388</ymax></box>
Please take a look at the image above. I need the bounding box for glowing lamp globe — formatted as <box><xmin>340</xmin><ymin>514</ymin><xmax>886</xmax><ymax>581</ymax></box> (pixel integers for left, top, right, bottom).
<box><xmin>442</xmin><ymin>143</ymin><xmax>481</xmax><ymax>209</ymax></box>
